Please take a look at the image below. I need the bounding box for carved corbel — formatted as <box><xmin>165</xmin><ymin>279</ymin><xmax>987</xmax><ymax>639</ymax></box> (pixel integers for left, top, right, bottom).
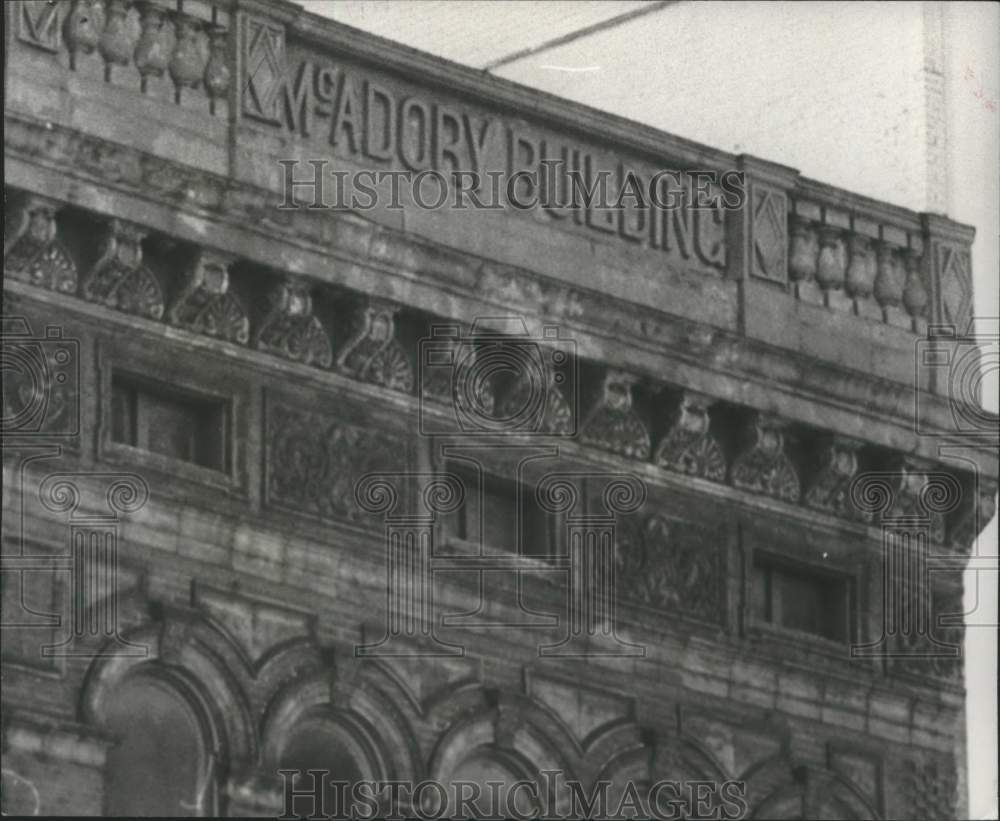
<box><xmin>494</xmin><ymin>360</ymin><xmax>572</xmax><ymax>435</ymax></box>
<box><xmin>803</xmin><ymin>436</ymin><xmax>869</xmax><ymax>521</ymax></box>
<box><xmin>730</xmin><ymin>413</ymin><xmax>800</xmax><ymax>503</ymax></box>
<box><xmin>852</xmin><ymin>457</ymin><xmax>961</xmax><ymax>544</ymax></box>
<box><xmin>579</xmin><ymin>369</ymin><xmax>650</xmax><ymax>460</ymax></box>
<box><xmin>4</xmin><ymin>195</ymin><xmax>78</xmax><ymax>293</ymax></box>
<box><xmin>335</xmin><ymin>298</ymin><xmax>414</xmax><ymax>393</ymax></box>
<box><xmin>949</xmin><ymin>478</ymin><xmax>997</xmax><ymax>552</ymax></box>
<box><xmin>168</xmin><ymin>250</ymin><xmax>249</xmax><ymax>343</ymax></box>
<box><xmin>254</xmin><ymin>277</ymin><xmax>332</xmax><ymax>367</ymax></box>
<box><xmin>653</xmin><ymin>390</ymin><xmax>725</xmax><ymax>482</ymax></box>
<box><xmin>420</xmin><ymin>328</ymin><xmax>494</xmax><ymax>419</ymax></box>
<box><xmin>82</xmin><ymin>219</ymin><xmax>164</xmax><ymax>319</ymax></box>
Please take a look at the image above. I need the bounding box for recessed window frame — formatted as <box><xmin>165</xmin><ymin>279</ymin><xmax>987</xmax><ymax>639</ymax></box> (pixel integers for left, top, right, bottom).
<box><xmin>750</xmin><ymin>549</ymin><xmax>858</xmax><ymax>645</ymax></box>
<box><xmin>440</xmin><ymin>461</ymin><xmax>556</xmax><ymax>558</ymax></box>
<box><xmin>98</xmin><ymin>342</ymin><xmax>245</xmax><ymax>492</ymax></box>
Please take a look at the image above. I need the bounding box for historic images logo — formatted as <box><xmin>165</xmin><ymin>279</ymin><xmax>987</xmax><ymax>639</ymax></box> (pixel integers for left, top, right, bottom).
<box><xmin>354</xmin><ymin>316</ymin><xmax>648</xmax><ymax>658</ymax></box>
<box><xmin>1</xmin><ymin>316</ymin><xmax>148</xmax><ymax>663</ymax></box>
<box><xmin>279</xmin><ymin>770</ymin><xmax>749</xmax><ymax>821</ymax></box>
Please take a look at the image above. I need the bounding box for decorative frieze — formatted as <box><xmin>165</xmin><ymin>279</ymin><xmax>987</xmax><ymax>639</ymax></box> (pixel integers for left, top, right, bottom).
<box><xmin>82</xmin><ymin>219</ymin><xmax>164</xmax><ymax>319</ymax></box>
<box><xmin>168</xmin><ymin>251</ymin><xmax>249</xmax><ymax>344</ymax></box>
<box><xmin>653</xmin><ymin>391</ymin><xmax>725</xmax><ymax>482</ymax></box>
<box><xmin>730</xmin><ymin>413</ymin><xmax>800</xmax><ymax>503</ymax></box>
<box><xmin>4</xmin><ymin>195</ymin><xmax>77</xmax><ymax>293</ymax></box>
<box><xmin>255</xmin><ymin>278</ymin><xmax>333</xmax><ymax>367</ymax></box>
<box><xmin>336</xmin><ymin>299</ymin><xmax>414</xmax><ymax>394</ymax></box>
<box><xmin>803</xmin><ymin>437</ymin><xmax>868</xmax><ymax>521</ymax></box>
<box><xmin>580</xmin><ymin>370</ymin><xmax>650</xmax><ymax>460</ymax></box>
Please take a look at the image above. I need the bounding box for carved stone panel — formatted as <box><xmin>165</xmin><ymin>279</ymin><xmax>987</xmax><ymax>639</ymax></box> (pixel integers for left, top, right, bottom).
<box><xmin>265</xmin><ymin>396</ymin><xmax>410</xmax><ymax>523</ymax></box>
<box><xmin>616</xmin><ymin>512</ymin><xmax>723</xmax><ymax>623</ymax></box>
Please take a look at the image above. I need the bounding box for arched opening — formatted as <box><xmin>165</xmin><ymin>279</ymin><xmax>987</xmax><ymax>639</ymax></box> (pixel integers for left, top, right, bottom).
<box><xmin>445</xmin><ymin>749</ymin><xmax>537</xmax><ymax>818</ymax></box>
<box><xmin>103</xmin><ymin>672</ymin><xmax>213</xmax><ymax>817</ymax></box>
<box><xmin>277</xmin><ymin>717</ymin><xmax>369</xmax><ymax>817</ymax></box>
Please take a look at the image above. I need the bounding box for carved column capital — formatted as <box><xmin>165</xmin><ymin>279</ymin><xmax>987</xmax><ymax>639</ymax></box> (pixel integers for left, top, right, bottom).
<box><xmin>580</xmin><ymin>370</ymin><xmax>650</xmax><ymax>460</ymax></box>
<box><xmin>730</xmin><ymin>413</ymin><xmax>800</xmax><ymax>503</ymax></box>
<box><xmin>803</xmin><ymin>436</ymin><xmax>869</xmax><ymax>521</ymax></box>
<box><xmin>83</xmin><ymin>218</ymin><xmax>164</xmax><ymax>319</ymax></box>
<box><xmin>255</xmin><ymin>277</ymin><xmax>333</xmax><ymax>367</ymax></box>
<box><xmin>653</xmin><ymin>390</ymin><xmax>725</xmax><ymax>482</ymax></box>
<box><xmin>168</xmin><ymin>250</ymin><xmax>249</xmax><ymax>344</ymax></box>
<box><xmin>4</xmin><ymin>195</ymin><xmax>77</xmax><ymax>294</ymax></box>
<box><xmin>336</xmin><ymin>299</ymin><xmax>414</xmax><ymax>394</ymax></box>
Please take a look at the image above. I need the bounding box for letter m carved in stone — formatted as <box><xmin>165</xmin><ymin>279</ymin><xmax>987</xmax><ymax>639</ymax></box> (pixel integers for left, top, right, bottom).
<box><xmin>750</xmin><ymin>186</ymin><xmax>788</xmax><ymax>284</ymax></box>
<box><xmin>242</xmin><ymin>16</ymin><xmax>285</xmax><ymax>123</ymax></box>
<box><xmin>19</xmin><ymin>0</ymin><xmax>64</xmax><ymax>52</ymax></box>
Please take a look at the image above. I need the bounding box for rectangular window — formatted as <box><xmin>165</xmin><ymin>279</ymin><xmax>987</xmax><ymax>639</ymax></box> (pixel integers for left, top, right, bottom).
<box><xmin>111</xmin><ymin>374</ymin><xmax>228</xmax><ymax>471</ymax></box>
<box><xmin>752</xmin><ymin>556</ymin><xmax>852</xmax><ymax>642</ymax></box>
<box><xmin>444</xmin><ymin>466</ymin><xmax>550</xmax><ymax>556</ymax></box>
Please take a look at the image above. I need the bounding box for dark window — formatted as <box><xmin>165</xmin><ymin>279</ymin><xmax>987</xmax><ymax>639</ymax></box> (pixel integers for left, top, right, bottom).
<box><xmin>753</xmin><ymin>556</ymin><xmax>852</xmax><ymax>642</ymax></box>
<box><xmin>444</xmin><ymin>466</ymin><xmax>550</xmax><ymax>556</ymax></box>
<box><xmin>278</xmin><ymin>720</ymin><xmax>365</xmax><ymax>816</ymax></box>
<box><xmin>111</xmin><ymin>374</ymin><xmax>227</xmax><ymax>470</ymax></box>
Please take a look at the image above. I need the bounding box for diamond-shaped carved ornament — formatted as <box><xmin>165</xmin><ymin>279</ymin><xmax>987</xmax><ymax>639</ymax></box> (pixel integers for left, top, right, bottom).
<box><xmin>244</xmin><ymin>21</ymin><xmax>285</xmax><ymax>122</ymax></box>
<box><xmin>939</xmin><ymin>245</ymin><xmax>972</xmax><ymax>329</ymax></box>
<box><xmin>752</xmin><ymin>189</ymin><xmax>787</xmax><ymax>283</ymax></box>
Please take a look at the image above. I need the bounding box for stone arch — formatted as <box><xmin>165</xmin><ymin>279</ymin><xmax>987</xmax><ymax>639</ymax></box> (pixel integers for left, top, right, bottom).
<box><xmin>744</xmin><ymin>758</ymin><xmax>881</xmax><ymax>820</ymax></box>
<box><xmin>426</xmin><ymin>687</ymin><xmax>582</xmax><ymax>817</ymax></box>
<box><xmin>594</xmin><ymin>730</ymin><xmax>731</xmax><ymax>818</ymax></box>
<box><xmin>80</xmin><ymin>611</ymin><xmax>258</xmax><ymax>784</ymax></box>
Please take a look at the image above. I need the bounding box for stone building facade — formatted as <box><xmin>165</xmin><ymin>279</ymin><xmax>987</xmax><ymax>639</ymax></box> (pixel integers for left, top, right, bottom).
<box><xmin>2</xmin><ymin>1</ymin><xmax>997</xmax><ymax>818</ymax></box>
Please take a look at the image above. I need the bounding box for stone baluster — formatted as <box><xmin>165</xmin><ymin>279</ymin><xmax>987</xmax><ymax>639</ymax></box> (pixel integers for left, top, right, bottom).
<box><xmin>873</xmin><ymin>240</ymin><xmax>908</xmax><ymax>327</ymax></box>
<box><xmin>203</xmin><ymin>25</ymin><xmax>231</xmax><ymax>115</ymax></box>
<box><xmin>788</xmin><ymin>214</ymin><xmax>821</xmax><ymax>303</ymax></box>
<box><xmin>98</xmin><ymin>0</ymin><xmax>133</xmax><ymax>81</ymax></box>
<box><xmin>815</xmin><ymin>226</ymin><xmax>851</xmax><ymax>311</ymax></box>
<box><xmin>64</xmin><ymin>0</ymin><xmax>103</xmax><ymax>71</ymax></box>
<box><xmin>169</xmin><ymin>12</ymin><xmax>207</xmax><ymax>103</ymax></box>
<box><xmin>134</xmin><ymin>2</ymin><xmax>169</xmax><ymax>93</ymax></box>
<box><xmin>902</xmin><ymin>248</ymin><xmax>930</xmax><ymax>335</ymax></box>
<box><xmin>845</xmin><ymin>233</ymin><xmax>881</xmax><ymax>320</ymax></box>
